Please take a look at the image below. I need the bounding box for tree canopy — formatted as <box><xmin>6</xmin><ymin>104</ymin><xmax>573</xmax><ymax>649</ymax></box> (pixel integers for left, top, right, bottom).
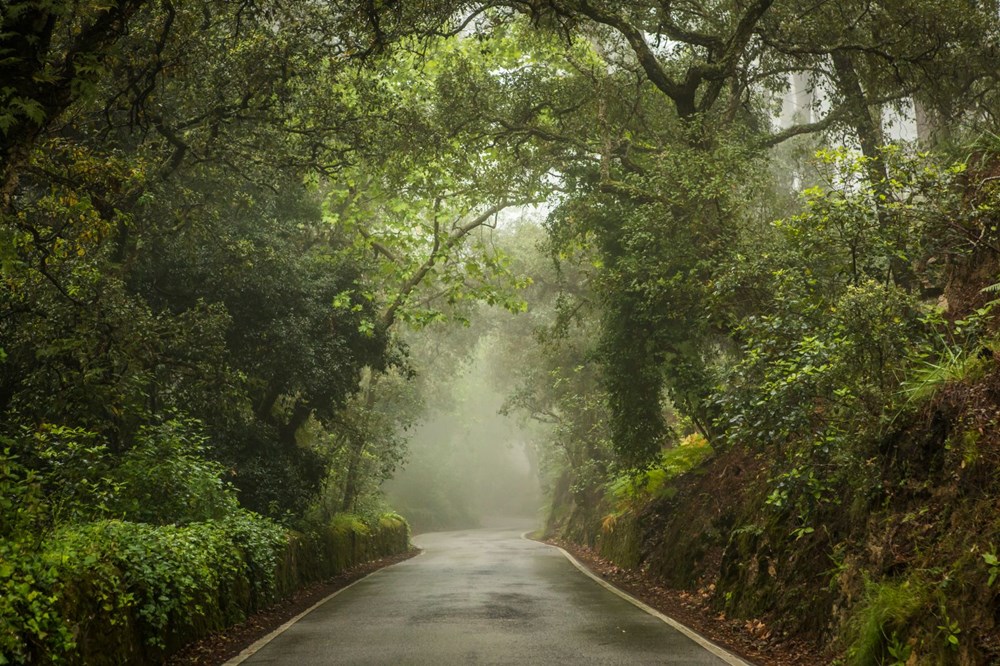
<box><xmin>4</xmin><ymin>0</ymin><xmax>1000</xmax><ymax>660</ymax></box>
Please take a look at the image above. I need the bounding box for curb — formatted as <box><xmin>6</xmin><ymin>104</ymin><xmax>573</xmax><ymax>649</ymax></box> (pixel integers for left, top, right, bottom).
<box><xmin>523</xmin><ymin>532</ymin><xmax>755</xmax><ymax>666</ymax></box>
<box><xmin>223</xmin><ymin>551</ymin><xmax>423</xmax><ymax>665</ymax></box>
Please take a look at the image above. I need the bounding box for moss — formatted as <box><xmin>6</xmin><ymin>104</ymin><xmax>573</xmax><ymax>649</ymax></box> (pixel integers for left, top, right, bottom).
<box><xmin>607</xmin><ymin>435</ymin><xmax>714</xmax><ymax>509</ymax></box>
<box><xmin>718</xmin><ymin>522</ymin><xmax>782</xmax><ymax>619</ymax></box>
<box><xmin>331</xmin><ymin>513</ymin><xmax>370</xmax><ymax>537</ymax></box>
<box><xmin>597</xmin><ymin>510</ymin><xmax>643</xmax><ymax>569</ymax></box>
<box><xmin>958</xmin><ymin>428</ymin><xmax>981</xmax><ymax>468</ymax></box>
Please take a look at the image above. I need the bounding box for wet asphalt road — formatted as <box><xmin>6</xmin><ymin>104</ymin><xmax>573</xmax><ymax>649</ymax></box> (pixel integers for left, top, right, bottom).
<box><xmin>238</xmin><ymin>526</ymin><xmax>736</xmax><ymax>665</ymax></box>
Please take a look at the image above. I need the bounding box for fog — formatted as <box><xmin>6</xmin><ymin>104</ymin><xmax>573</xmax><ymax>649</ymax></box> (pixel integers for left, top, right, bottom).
<box><xmin>384</xmin><ymin>339</ymin><xmax>544</xmax><ymax>533</ymax></box>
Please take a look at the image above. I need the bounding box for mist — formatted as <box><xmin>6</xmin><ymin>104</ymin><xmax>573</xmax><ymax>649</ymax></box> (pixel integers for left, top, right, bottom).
<box><xmin>384</xmin><ymin>337</ymin><xmax>544</xmax><ymax>533</ymax></box>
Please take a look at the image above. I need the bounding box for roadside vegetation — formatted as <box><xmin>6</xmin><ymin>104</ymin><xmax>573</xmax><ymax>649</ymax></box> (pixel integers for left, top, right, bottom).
<box><xmin>4</xmin><ymin>1</ymin><xmax>1000</xmax><ymax>664</ymax></box>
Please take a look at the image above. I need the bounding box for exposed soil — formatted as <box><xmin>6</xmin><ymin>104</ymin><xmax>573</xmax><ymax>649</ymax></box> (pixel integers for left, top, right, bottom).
<box><xmin>545</xmin><ymin>537</ymin><xmax>827</xmax><ymax>666</ymax></box>
<box><xmin>167</xmin><ymin>549</ymin><xmax>420</xmax><ymax>665</ymax></box>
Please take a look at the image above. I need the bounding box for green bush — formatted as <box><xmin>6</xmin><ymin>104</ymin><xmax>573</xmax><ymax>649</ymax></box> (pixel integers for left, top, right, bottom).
<box><xmin>26</xmin><ymin>425</ymin><xmax>119</xmax><ymax>526</ymax></box>
<box><xmin>0</xmin><ymin>508</ymin><xmax>409</xmax><ymax>664</ymax></box>
<box><xmin>0</xmin><ymin>538</ymin><xmax>76</xmax><ymax>665</ymax></box>
<box><xmin>0</xmin><ymin>449</ymin><xmax>76</xmax><ymax>664</ymax></box>
<box><xmin>0</xmin><ymin>426</ymin><xmax>409</xmax><ymax>664</ymax></box>
<box><xmin>40</xmin><ymin>514</ymin><xmax>288</xmax><ymax>662</ymax></box>
<box><xmin>219</xmin><ymin>512</ymin><xmax>289</xmax><ymax>609</ymax></box>
<box><xmin>109</xmin><ymin>419</ymin><xmax>240</xmax><ymax>525</ymax></box>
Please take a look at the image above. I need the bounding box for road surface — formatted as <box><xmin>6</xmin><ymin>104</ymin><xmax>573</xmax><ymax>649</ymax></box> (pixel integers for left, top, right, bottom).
<box><xmin>235</xmin><ymin>526</ymin><xmax>744</xmax><ymax>665</ymax></box>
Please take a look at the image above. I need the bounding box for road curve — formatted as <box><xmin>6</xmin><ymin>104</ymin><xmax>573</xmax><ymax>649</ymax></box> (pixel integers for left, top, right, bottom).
<box><xmin>233</xmin><ymin>526</ymin><xmax>745</xmax><ymax>665</ymax></box>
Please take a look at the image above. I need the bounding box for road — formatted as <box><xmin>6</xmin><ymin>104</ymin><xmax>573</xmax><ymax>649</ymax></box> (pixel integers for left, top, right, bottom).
<box><xmin>234</xmin><ymin>526</ymin><xmax>745</xmax><ymax>665</ymax></box>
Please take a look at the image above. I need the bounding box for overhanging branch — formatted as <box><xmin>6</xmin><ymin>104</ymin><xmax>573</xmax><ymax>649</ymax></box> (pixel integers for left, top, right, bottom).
<box><xmin>378</xmin><ymin>199</ymin><xmax>536</xmax><ymax>331</ymax></box>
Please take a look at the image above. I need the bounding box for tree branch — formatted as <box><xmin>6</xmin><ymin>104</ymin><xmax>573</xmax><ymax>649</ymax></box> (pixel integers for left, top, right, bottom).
<box><xmin>560</xmin><ymin>0</ymin><xmax>695</xmax><ymax>114</ymax></box>
<box><xmin>379</xmin><ymin>199</ymin><xmax>535</xmax><ymax>331</ymax></box>
<box><xmin>758</xmin><ymin>86</ymin><xmax>916</xmax><ymax>149</ymax></box>
<box><xmin>356</xmin><ymin>226</ymin><xmax>402</xmax><ymax>264</ymax></box>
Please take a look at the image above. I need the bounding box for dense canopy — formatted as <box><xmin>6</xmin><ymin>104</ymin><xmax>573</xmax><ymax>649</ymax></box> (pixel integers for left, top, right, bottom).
<box><xmin>3</xmin><ymin>0</ymin><xmax>1000</xmax><ymax>663</ymax></box>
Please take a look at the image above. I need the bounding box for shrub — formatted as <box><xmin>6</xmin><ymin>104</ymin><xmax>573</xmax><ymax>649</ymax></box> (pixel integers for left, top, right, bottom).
<box><xmin>0</xmin><ymin>460</ymin><xmax>408</xmax><ymax>664</ymax></box>
<box><xmin>0</xmin><ymin>509</ymin><xmax>289</xmax><ymax>663</ymax></box>
<box><xmin>0</xmin><ymin>449</ymin><xmax>76</xmax><ymax>664</ymax></box>
<box><xmin>0</xmin><ymin>538</ymin><xmax>76</xmax><ymax>664</ymax></box>
<box><xmin>109</xmin><ymin>419</ymin><xmax>240</xmax><ymax>525</ymax></box>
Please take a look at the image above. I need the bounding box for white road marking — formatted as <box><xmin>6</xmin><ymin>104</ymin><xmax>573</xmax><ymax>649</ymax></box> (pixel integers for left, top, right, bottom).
<box><xmin>524</xmin><ymin>532</ymin><xmax>755</xmax><ymax>666</ymax></box>
<box><xmin>223</xmin><ymin>551</ymin><xmax>424</xmax><ymax>665</ymax></box>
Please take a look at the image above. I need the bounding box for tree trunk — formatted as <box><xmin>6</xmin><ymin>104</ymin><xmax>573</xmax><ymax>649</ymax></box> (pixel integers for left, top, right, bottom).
<box><xmin>340</xmin><ymin>436</ymin><xmax>366</xmax><ymax>513</ymax></box>
<box><xmin>340</xmin><ymin>371</ymin><xmax>380</xmax><ymax>511</ymax></box>
<box><xmin>832</xmin><ymin>50</ymin><xmax>914</xmax><ymax>291</ymax></box>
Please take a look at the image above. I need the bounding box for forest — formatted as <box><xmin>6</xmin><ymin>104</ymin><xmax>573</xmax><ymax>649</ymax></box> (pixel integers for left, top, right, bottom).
<box><xmin>2</xmin><ymin>0</ymin><xmax>1000</xmax><ymax>663</ymax></box>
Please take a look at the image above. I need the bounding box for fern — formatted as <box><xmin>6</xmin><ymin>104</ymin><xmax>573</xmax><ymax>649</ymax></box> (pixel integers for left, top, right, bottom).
<box><xmin>980</xmin><ymin>281</ymin><xmax>1000</xmax><ymax>294</ymax></box>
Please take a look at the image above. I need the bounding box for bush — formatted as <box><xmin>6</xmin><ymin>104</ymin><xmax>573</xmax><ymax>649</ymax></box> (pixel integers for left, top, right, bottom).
<box><xmin>0</xmin><ymin>508</ymin><xmax>409</xmax><ymax>664</ymax></box>
<box><xmin>0</xmin><ymin>449</ymin><xmax>76</xmax><ymax>664</ymax></box>
<box><xmin>0</xmin><ymin>433</ymin><xmax>411</xmax><ymax>664</ymax></box>
<box><xmin>40</xmin><ymin>513</ymin><xmax>288</xmax><ymax>662</ymax></box>
<box><xmin>109</xmin><ymin>419</ymin><xmax>240</xmax><ymax>525</ymax></box>
<box><xmin>0</xmin><ymin>538</ymin><xmax>76</xmax><ymax>665</ymax></box>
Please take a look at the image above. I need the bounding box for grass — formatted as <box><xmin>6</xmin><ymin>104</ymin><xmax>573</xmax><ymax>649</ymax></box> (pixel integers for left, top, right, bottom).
<box><xmin>901</xmin><ymin>348</ymin><xmax>988</xmax><ymax>404</ymax></box>
<box><xmin>846</xmin><ymin>577</ymin><xmax>926</xmax><ymax>665</ymax></box>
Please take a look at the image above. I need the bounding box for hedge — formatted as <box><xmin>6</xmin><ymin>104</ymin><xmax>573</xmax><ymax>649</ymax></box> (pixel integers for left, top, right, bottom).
<box><xmin>0</xmin><ymin>512</ymin><xmax>410</xmax><ymax>664</ymax></box>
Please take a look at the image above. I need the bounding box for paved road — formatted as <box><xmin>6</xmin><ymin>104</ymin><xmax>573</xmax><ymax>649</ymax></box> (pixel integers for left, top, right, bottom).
<box><xmin>237</xmin><ymin>526</ymin><xmax>740</xmax><ymax>665</ymax></box>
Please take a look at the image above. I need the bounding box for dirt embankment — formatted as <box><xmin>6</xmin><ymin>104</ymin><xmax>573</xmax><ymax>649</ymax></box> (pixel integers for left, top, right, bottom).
<box><xmin>546</xmin><ymin>387</ymin><xmax>1000</xmax><ymax>665</ymax></box>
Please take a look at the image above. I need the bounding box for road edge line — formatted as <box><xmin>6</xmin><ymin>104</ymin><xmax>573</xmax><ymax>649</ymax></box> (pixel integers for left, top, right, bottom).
<box><xmin>523</xmin><ymin>532</ymin><xmax>754</xmax><ymax>666</ymax></box>
<box><xmin>223</xmin><ymin>550</ymin><xmax>424</xmax><ymax>665</ymax></box>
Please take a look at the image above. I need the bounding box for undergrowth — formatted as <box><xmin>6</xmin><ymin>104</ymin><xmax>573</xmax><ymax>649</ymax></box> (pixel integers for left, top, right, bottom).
<box><xmin>0</xmin><ymin>442</ymin><xmax>410</xmax><ymax>664</ymax></box>
<box><xmin>846</xmin><ymin>577</ymin><xmax>926</xmax><ymax>665</ymax></box>
<box><xmin>607</xmin><ymin>433</ymin><xmax>714</xmax><ymax>511</ymax></box>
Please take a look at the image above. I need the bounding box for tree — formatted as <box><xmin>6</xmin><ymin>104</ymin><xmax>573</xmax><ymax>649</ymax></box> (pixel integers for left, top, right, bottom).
<box><xmin>467</xmin><ymin>0</ymin><xmax>1000</xmax><ymax>465</ymax></box>
<box><xmin>0</xmin><ymin>0</ymin><xmax>486</xmax><ymax>519</ymax></box>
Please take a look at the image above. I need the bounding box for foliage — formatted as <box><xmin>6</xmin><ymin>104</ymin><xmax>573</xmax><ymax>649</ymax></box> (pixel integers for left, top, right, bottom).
<box><xmin>0</xmin><ymin>508</ymin><xmax>408</xmax><ymax>663</ymax></box>
<box><xmin>0</xmin><ymin>450</ymin><xmax>76</xmax><ymax>664</ymax></box>
<box><xmin>0</xmin><ymin>433</ymin><xmax>292</xmax><ymax>661</ymax></box>
<box><xmin>901</xmin><ymin>345</ymin><xmax>990</xmax><ymax>404</ymax></box>
<box><xmin>608</xmin><ymin>434</ymin><xmax>714</xmax><ymax>509</ymax></box>
<box><xmin>109</xmin><ymin>419</ymin><xmax>240</xmax><ymax>525</ymax></box>
<box><xmin>901</xmin><ymin>300</ymin><xmax>999</xmax><ymax>404</ymax></box>
<box><xmin>984</xmin><ymin>549</ymin><xmax>1000</xmax><ymax>588</ymax></box>
<box><xmin>1</xmin><ymin>427</ymin><xmax>115</xmax><ymax>535</ymax></box>
<box><xmin>846</xmin><ymin>578</ymin><xmax>926</xmax><ymax>665</ymax></box>
<box><xmin>4</xmin><ymin>0</ymin><xmax>1000</xmax><ymax>661</ymax></box>
<box><xmin>484</xmin><ymin>222</ymin><xmax>616</xmax><ymax>516</ymax></box>
<box><xmin>54</xmin><ymin>520</ymin><xmax>243</xmax><ymax>649</ymax></box>
<box><xmin>936</xmin><ymin>611</ymin><xmax>961</xmax><ymax>651</ymax></box>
